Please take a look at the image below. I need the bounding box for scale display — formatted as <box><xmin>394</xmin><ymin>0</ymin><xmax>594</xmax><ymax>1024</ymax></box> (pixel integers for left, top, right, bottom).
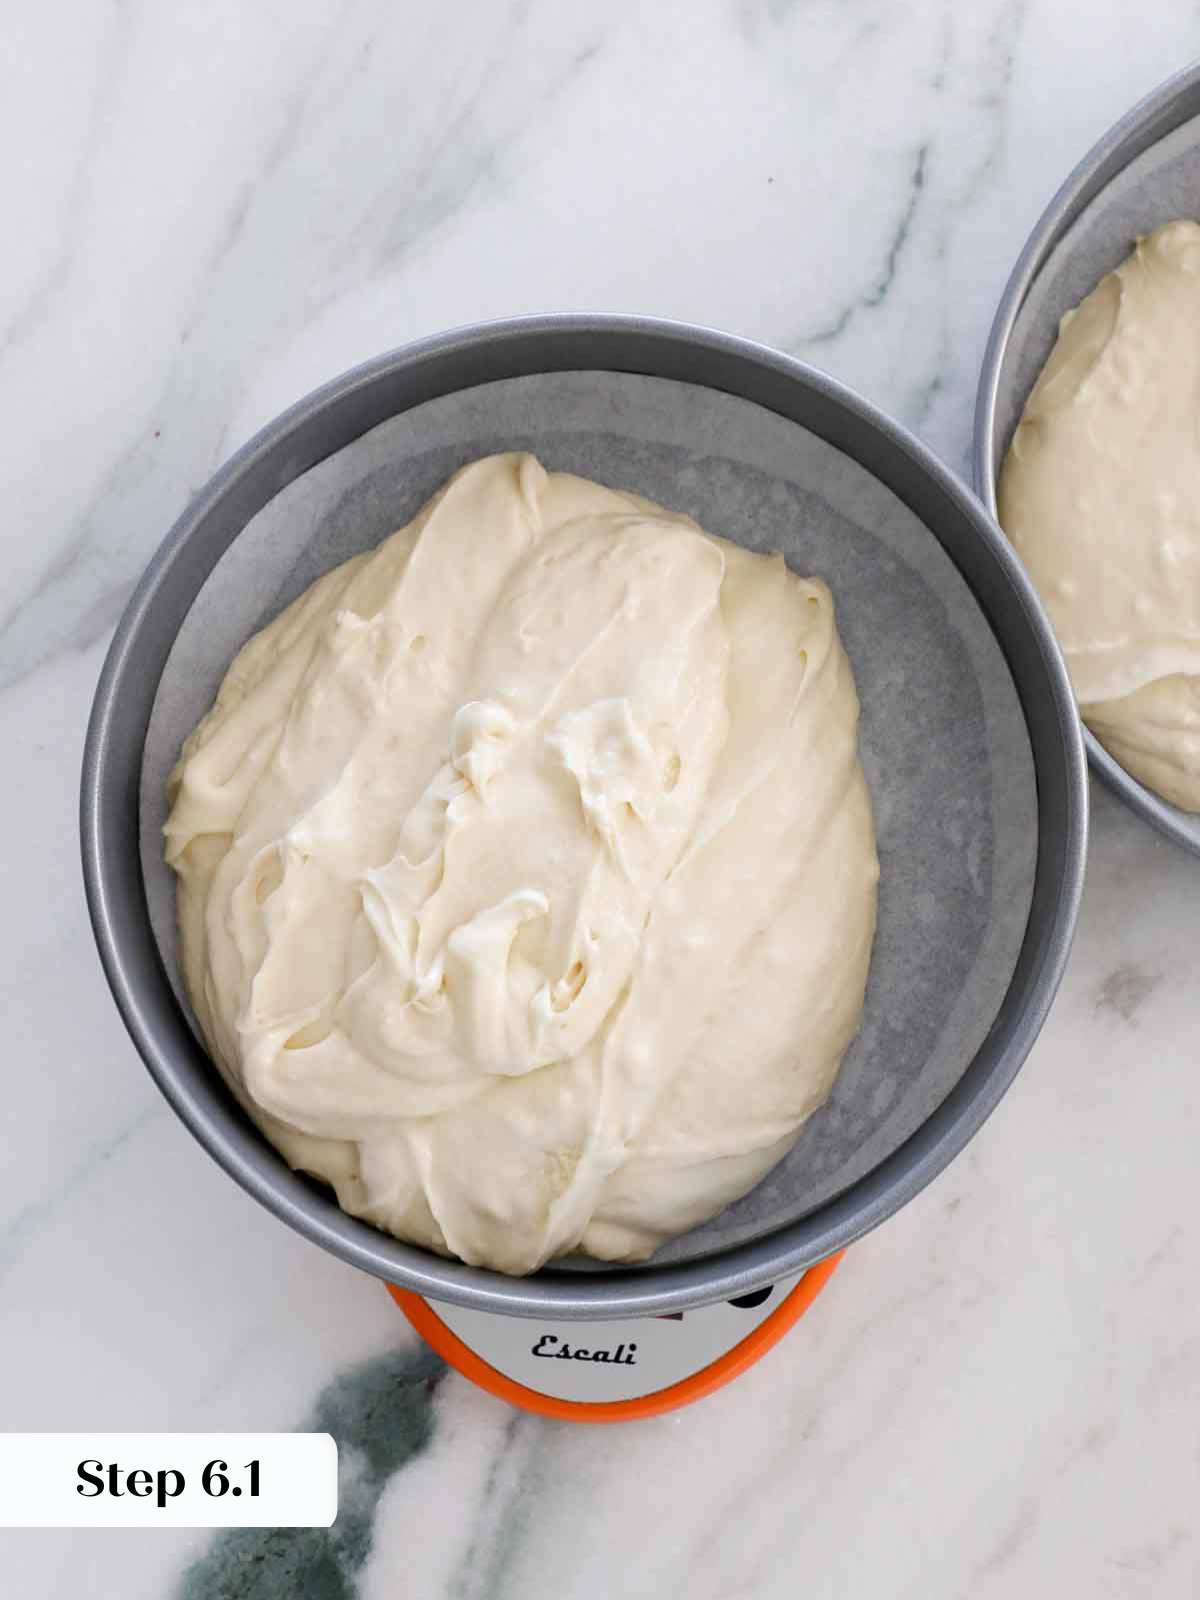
<box><xmin>388</xmin><ymin>1254</ymin><xmax>841</xmax><ymax>1422</ymax></box>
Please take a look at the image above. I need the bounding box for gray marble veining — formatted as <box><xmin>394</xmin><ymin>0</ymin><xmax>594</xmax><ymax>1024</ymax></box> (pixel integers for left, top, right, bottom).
<box><xmin>3</xmin><ymin>3</ymin><xmax>1200</xmax><ymax>1595</ymax></box>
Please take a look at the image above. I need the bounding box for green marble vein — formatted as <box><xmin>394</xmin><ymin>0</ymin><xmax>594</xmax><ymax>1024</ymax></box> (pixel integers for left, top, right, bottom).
<box><xmin>176</xmin><ymin>1344</ymin><xmax>446</xmax><ymax>1599</ymax></box>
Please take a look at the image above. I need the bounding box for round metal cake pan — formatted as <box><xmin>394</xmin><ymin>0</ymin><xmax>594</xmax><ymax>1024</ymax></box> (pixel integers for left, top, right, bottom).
<box><xmin>975</xmin><ymin>61</ymin><xmax>1200</xmax><ymax>856</ymax></box>
<box><xmin>82</xmin><ymin>315</ymin><xmax>1087</xmax><ymax>1319</ymax></box>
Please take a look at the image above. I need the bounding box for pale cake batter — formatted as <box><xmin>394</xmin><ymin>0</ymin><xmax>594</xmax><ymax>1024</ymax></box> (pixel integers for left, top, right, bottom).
<box><xmin>1000</xmin><ymin>219</ymin><xmax>1200</xmax><ymax>811</ymax></box>
<box><xmin>165</xmin><ymin>454</ymin><xmax>879</xmax><ymax>1273</ymax></box>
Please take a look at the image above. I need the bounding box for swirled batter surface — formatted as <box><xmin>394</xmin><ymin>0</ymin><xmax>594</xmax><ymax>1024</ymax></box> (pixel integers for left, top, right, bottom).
<box><xmin>166</xmin><ymin>454</ymin><xmax>878</xmax><ymax>1272</ymax></box>
<box><xmin>1001</xmin><ymin>220</ymin><xmax>1200</xmax><ymax>811</ymax></box>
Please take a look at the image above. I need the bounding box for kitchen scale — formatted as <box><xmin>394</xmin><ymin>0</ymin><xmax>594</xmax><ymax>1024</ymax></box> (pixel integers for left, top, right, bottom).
<box><xmin>387</xmin><ymin>1252</ymin><xmax>842</xmax><ymax>1422</ymax></box>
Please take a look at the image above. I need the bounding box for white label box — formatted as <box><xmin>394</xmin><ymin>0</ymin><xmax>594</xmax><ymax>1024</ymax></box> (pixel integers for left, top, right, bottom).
<box><xmin>0</xmin><ymin>1434</ymin><xmax>338</xmax><ymax>1528</ymax></box>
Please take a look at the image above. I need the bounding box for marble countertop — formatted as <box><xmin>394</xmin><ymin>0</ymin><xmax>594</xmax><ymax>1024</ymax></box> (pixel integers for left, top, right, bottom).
<box><xmin>4</xmin><ymin>3</ymin><xmax>1200</xmax><ymax>1594</ymax></box>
